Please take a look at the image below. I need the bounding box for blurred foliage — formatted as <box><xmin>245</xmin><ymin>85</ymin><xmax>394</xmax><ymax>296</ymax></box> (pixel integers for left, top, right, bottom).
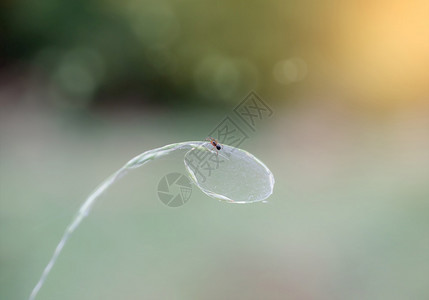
<box><xmin>0</xmin><ymin>0</ymin><xmax>314</xmax><ymax>108</ymax></box>
<box><xmin>2</xmin><ymin>1</ymin><xmax>429</xmax><ymax>109</ymax></box>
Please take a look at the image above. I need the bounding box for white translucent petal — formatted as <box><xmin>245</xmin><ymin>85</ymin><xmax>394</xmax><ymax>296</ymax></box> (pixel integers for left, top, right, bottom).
<box><xmin>184</xmin><ymin>143</ymin><xmax>275</xmax><ymax>203</ymax></box>
<box><xmin>29</xmin><ymin>141</ymin><xmax>275</xmax><ymax>300</ymax></box>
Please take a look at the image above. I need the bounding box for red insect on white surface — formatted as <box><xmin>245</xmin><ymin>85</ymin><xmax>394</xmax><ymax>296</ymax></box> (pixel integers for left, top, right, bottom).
<box><xmin>205</xmin><ymin>137</ymin><xmax>222</xmax><ymax>155</ymax></box>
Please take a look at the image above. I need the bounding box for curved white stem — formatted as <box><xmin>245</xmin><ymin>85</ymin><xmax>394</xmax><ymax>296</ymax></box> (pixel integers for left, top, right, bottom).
<box><xmin>29</xmin><ymin>141</ymin><xmax>204</xmax><ymax>300</ymax></box>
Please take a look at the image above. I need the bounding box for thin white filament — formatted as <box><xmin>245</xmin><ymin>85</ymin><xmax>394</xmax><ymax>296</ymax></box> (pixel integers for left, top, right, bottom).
<box><xmin>28</xmin><ymin>141</ymin><xmax>274</xmax><ymax>299</ymax></box>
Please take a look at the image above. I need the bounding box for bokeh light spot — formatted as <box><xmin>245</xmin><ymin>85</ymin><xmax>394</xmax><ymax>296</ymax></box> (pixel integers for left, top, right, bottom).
<box><xmin>273</xmin><ymin>57</ymin><xmax>307</xmax><ymax>84</ymax></box>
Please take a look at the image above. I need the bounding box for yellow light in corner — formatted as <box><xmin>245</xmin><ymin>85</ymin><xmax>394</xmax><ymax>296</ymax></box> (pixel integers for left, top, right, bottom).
<box><xmin>325</xmin><ymin>1</ymin><xmax>429</xmax><ymax>106</ymax></box>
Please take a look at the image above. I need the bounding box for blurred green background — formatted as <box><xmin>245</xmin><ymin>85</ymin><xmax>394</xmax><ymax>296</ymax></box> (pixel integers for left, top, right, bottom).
<box><xmin>1</xmin><ymin>0</ymin><xmax>429</xmax><ymax>299</ymax></box>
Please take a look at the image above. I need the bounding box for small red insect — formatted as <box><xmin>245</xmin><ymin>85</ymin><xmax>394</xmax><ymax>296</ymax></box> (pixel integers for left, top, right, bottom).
<box><xmin>205</xmin><ymin>137</ymin><xmax>222</xmax><ymax>155</ymax></box>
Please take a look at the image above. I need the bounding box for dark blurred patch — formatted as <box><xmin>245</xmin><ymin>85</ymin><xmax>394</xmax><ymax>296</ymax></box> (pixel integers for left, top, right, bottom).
<box><xmin>0</xmin><ymin>0</ymin><xmax>311</xmax><ymax>110</ymax></box>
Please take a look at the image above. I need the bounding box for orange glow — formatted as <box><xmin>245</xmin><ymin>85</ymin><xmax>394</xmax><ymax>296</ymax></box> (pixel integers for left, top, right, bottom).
<box><xmin>324</xmin><ymin>1</ymin><xmax>429</xmax><ymax>105</ymax></box>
